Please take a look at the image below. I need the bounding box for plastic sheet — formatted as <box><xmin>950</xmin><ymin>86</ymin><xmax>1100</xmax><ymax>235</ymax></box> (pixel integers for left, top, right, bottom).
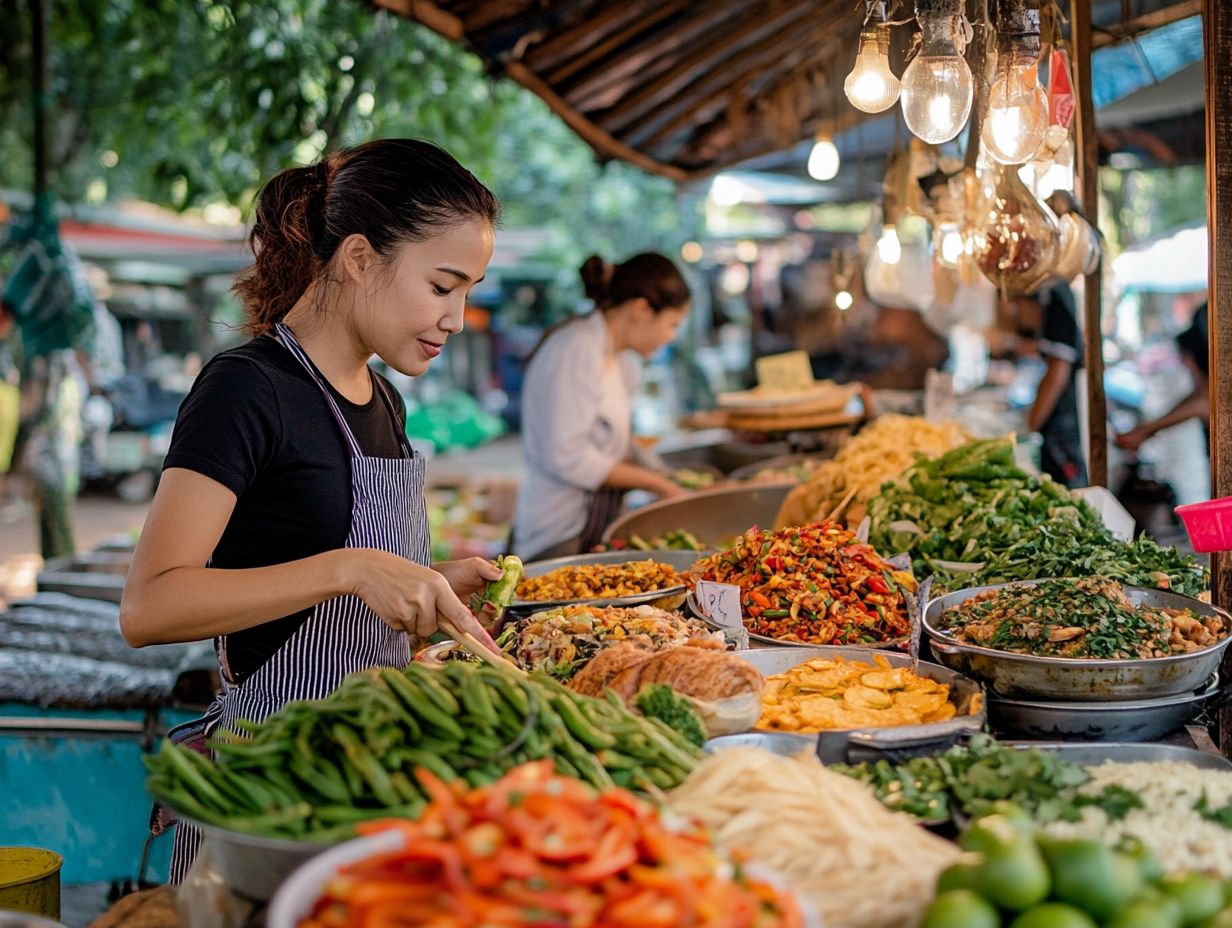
<box><xmin>0</xmin><ymin>592</ymin><xmax>214</xmax><ymax>708</ymax></box>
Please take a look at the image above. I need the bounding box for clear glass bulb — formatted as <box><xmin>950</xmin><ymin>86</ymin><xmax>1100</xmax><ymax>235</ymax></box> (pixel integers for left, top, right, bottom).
<box><xmin>807</xmin><ymin>137</ymin><xmax>841</xmax><ymax>181</ymax></box>
<box><xmin>835</xmin><ymin>289</ymin><xmax>854</xmax><ymax>310</ymax></box>
<box><xmin>844</xmin><ymin>27</ymin><xmax>901</xmax><ymax>113</ymax></box>
<box><xmin>935</xmin><ymin>222</ymin><xmax>965</xmax><ymax>267</ymax></box>
<box><xmin>900</xmin><ymin>13</ymin><xmax>973</xmax><ymax>144</ymax></box>
<box><xmin>982</xmin><ymin>52</ymin><xmax>1049</xmax><ymax>164</ymax></box>
<box><xmin>876</xmin><ymin>224</ymin><xmax>902</xmax><ymax>265</ymax></box>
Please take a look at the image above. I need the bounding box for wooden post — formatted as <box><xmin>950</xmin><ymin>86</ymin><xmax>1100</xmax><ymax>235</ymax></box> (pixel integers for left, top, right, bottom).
<box><xmin>31</xmin><ymin>0</ymin><xmax>49</xmax><ymax>200</ymax></box>
<box><xmin>1203</xmin><ymin>0</ymin><xmax>1232</xmax><ymax>755</ymax></box>
<box><xmin>1070</xmin><ymin>0</ymin><xmax>1108</xmax><ymax>487</ymax></box>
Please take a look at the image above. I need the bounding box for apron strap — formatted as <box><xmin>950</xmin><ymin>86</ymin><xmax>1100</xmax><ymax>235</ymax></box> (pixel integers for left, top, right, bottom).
<box><xmin>274</xmin><ymin>322</ymin><xmax>410</xmax><ymax>460</ymax></box>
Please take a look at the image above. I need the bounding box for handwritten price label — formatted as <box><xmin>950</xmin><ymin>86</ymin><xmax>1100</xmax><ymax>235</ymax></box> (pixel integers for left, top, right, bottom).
<box><xmin>755</xmin><ymin>350</ymin><xmax>815</xmax><ymax>392</ymax></box>
<box><xmin>694</xmin><ymin>580</ymin><xmax>744</xmax><ymax>631</ymax></box>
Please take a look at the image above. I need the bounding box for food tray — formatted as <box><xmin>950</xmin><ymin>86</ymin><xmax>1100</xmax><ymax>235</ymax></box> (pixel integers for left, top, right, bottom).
<box><xmin>1004</xmin><ymin>741</ymin><xmax>1232</xmax><ymax>771</ymax></box>
<box><xmin>985</xmin><ymin>673</ymin><xmax>1222</xmax><ymax>743</ymax></box>
<box><xmin>726</xmin><ymin>451</ymin><xmax>834</xmax><ymax>483</ymax></box>
<box><xmin>685</xmin><ymin>593</ymin><xmax>907</xmax><ymax>650</ymax></box>
<box><xmin>188</xmin><ymin>815</ymin><xmax>337</xmax><ymax>902</ymax></box>
<box><xmin>510</xmin><ymin>550</ymin><xmax>701</xmax><ymax>614</ymax></box>
<box><xmin>721</xmin><ymin>646</ymin><xmax>985</xmax><ymax>764</ymax></box>
<box><xmin>603</xmin><ymin>484</ymin><xmax>793</xmax><ymax>549</ymax></box>
<box><xmin>924</xmin><ymin>580</ymin><xmax>1232</xmax><ymax>701</ymax></box>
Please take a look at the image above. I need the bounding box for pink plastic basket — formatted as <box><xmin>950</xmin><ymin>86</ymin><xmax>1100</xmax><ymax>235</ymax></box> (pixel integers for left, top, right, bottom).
<box><xmin>1175</xmin><ymin>496</ymin><xmax>1232</xmax><ymax>553</ymax></box>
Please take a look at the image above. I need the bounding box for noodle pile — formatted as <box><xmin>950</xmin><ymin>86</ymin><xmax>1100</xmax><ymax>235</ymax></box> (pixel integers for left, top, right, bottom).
<box><xmin>669</xmin><ymin>747</ymin><xmax>959</xmax><ymax>928</ymax></box>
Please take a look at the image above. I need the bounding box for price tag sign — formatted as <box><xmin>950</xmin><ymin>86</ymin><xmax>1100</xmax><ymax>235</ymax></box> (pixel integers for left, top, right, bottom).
<box><xmin>755</xmin><ymin>350</ymin><xmax>815</xmax><ymax>392</ymax></box>
<box><xmin>694</xmin><ymin>580</ymin><xmax>744</xmax><ymax>633</ymax></box>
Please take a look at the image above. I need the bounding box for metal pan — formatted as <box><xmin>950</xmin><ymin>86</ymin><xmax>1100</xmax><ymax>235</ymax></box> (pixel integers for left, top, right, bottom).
<box><xmin>725</xmin><ymin>646</ymin><xmax>985</xmax><ymax>764</ymax></box>
<box><xmin>187</xmin><ymin>815</ymin><xmax>335</xmax><ymax>901</ymax></box>
<box><xmin>985</xmin><ymin>673</ymin><xmax>1223</xmax><ymax>742</ymax></box>
<box><xmin>925</xmin><ymin>580</ymin><xmax>1232</xmax><ymax>701</ymax></box>
<box><xmin>1002</xmin><ymin>741</ymin><xmax>1232</xmax><ymax>771</ymax></box>
<box><xmin>603</xmin><ymin>484</ymin><xmax>793</xmax><ymax>549</ymax></box>
<box><xmin>509</xmin><ymin>550</ymin><xmax>702</xmax><ymax>615</ymax></box>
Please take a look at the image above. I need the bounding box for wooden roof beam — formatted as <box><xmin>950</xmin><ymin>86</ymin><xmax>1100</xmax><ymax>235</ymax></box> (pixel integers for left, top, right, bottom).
<box><xmin>541</xmin><ymin>0</ymin><xmax>693</xmax><ymax>86</ymax></box>
<box><xmin>597</xmin><ymin>2</ymin><xmax>819</xmax><ymax>136</ymax></box>
<box><xmin>630</xmin><ymin>12</ymin><xmax>848</xmax><ymax>150</ymax></box>
<box><xmin>1092</xmin><ymin>0</ymin><xmax>1200</xmax><ymax>49</ymax></box>
<box><xmin>551</xmin><ymin>0</ymin><xmax>754</xmax><ymax>103</ymax></box>
<box><xmin>522</xmin><ymin>0</ymin><xmax>667</xmax><ymax>72</ymax></box>
<box><xmin>370</xmin><ymin>0</ymin><xmax>463</xmax><ymax>40</ymax></box>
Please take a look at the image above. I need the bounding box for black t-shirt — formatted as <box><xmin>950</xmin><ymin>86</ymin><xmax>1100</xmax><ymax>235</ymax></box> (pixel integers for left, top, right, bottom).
<box><xmin>1177</xmin><ymin>303</ymin><xmax>1209</xmax><ymax>377</ymax></box>
<box><xmin>1033</xmin><ymin>283</ymin><xmax>1087</xmax><ymax>486</ymax></box>
<box><xmin>162</xmin><ymin>335</ymin><xmax>407</xmax><ymax>682</ymax></box>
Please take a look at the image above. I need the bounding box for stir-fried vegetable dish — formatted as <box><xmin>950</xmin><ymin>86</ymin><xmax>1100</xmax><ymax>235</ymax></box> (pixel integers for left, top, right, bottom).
<box><xmin>937</xmin><ymin>577</ymin><xmax>1224</xmax><ymax>659</ymax></box>
<box><xmin>688</xmin><ymin>521</ymin><xmax>914</xmax><ymax>645</ymax></box>
<box><xmin>517</xmin><ymin>560</ymin><xmax>683</xmax><ymax>602</ymax></box>
<box><xmin>302</xmin><ymin>762</ymin><xmax>804</xmax><ymax>928</ymax></box>
<box><xmin>493</xmin><ymin>604</ymin><xmax>722</xmax><ymax>680</ymax></box>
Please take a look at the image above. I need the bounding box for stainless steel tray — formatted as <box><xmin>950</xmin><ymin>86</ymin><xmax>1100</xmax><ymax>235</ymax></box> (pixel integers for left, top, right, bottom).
<box><xmin>1003</xmin><ymin>741</ymin><xmax>1232</xmax><ymax>771</ymax></box>
<box><xmin>190</xmin><ymin>816</ymin><xmax>335</xmax><ymax>902</ymax></box>
<box><xmin>728</xmin><ymin>646</ymin><xmax>985</xmax><ymax>763</ymax></box>
<box><xmin>986</xmin><ymin>673</ymin><xmax>1222</xmax><ymax>743</ymax></box>
<box><xmin>510</xmin><ymin>550</ymin><xmax>701</xmax><ymax>614</ymax></box>
<box><xmin>603</xmin><ymin>484</ymin><xmax>793</xmax><ymax>549</ymax></box>
<box><xmin>727</xmin><ymin>451</ymin><xmax>834</xmax><ymax>483</ymax></box>
<box><xmin>925</xmin><ymin>580</ymin><xmax>1232</xmax><ymax>700</ymax></box>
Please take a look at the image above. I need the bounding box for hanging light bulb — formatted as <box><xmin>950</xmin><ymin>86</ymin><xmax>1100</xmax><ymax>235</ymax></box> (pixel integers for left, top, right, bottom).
<box><xmin>844</xmin><ymin>23</ymin><xmax>901</xmax><ymax>113</ymax></box>
<box><xmin>876</xmin><ymin>224</ymin><xmax>902</xmax><ymax>265</ymax></box>
<box><xmin>982</xmin><ymin>4</ymin><xmax>1048</xmax><ymax>164</ymax></box>
<box><xmin>935</xmin><ymin>221</ymin><xmax>965</xmax><ymax>267</ymax></box>
<box><xmin>970</xmin><ymin>162</ymin><xmax>1061</xmax><ymax>293</ymax></box>
<box><xmin>900</xmin><ymin>0</ymin><xmax>973</xmax><ymax>144</ymax></box>
<box><xmin>835</xmin><ymin>290</ymin><xmax>855</xmax><ymax>310</ymax></box>
<box><xmin>807</xmin><ymin>136</ymin><xmax>841</xmax><ymax>180</ymax></box>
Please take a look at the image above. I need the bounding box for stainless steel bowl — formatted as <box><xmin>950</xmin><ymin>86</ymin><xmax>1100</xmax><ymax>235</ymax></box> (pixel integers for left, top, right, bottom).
<box><xmin>190</xmin><ymin>817</ymin><xmax>335</xmax><ymax>902</ymax></box>
<box><xmin>925</xmin><ymin>581</ymin><xmax>1232</xmax><ymax>700</ymax></box>
<box><xmin>726</xmin><ymin>451</ymin><xmax>834</xmax><ymax>483</ymax></box>
<box><xmin>511</xmin><ymin>550</ymin><xmax>702</xmax><ymax>614</ymax></box>
<box><xmin>986</xmin><ymin>674</ymin><xmax>1222</xmax><ymax>742</ymax></box>
<box><xmin>603</xmin><ymin>484</ymin><xmax>793</xmax><ymax>548</ymax></box>
<box><xmin>728</xmin><ymin>646</ymin><xmax>985</xmax><ymax>763</ymax></box>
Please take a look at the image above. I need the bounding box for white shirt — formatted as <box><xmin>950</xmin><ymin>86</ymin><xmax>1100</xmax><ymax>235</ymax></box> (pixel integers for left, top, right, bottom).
<box><xmin>514</xmin><ymin>312</ymin><xmax>640</xmax><ymax>558</ymax></box>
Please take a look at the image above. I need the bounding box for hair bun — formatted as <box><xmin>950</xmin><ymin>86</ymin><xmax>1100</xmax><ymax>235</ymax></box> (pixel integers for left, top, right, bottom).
<box><xmin>579</xmin><ymin>254</ymin><xmax>614</xmax><ymax>303</ymax></box>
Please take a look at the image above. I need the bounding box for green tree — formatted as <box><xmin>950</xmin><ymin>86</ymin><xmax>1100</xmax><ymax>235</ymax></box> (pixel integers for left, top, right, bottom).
<box><xmin>0</xmin><ymin>0</ymin><xmax>698</xmax><ymax>320</ymax></box>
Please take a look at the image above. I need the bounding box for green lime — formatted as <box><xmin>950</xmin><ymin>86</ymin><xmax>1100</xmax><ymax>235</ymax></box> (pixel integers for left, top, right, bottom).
<box><xmin>976</xmin><ymin>839</ymin><xmax>1052</xmax><ymax>911</ymax></box>
<box><xmin>1008</xmin><ymin>903</ymin><xmax>1099</xmax><ymax>928</ymax></box>
<box><xmin>1107</xmin><ymin>900</ymin><xmax>1185</xmax><ymax>928</ymax></box>
<box><xmin>962</xmin><ymin>813</ymin><xmax>1036</xmax><ymax>854</ymax></box>
<box><xmin>1160</xmin><ymin>873</ymin><xmax>1225</xmax><ymax>925</ymax></box>
<box><xmin>937</xmin><ymin>862</ymin><xmax>982</xmax><ymax>894</ymax></box>
<box><xmin>1194</xmin><ymin>908</ymin><xmax>1232</xmax><ymax>928</ymax></box>
<box><xmin>1041</xmin><ymin>839</ymin><xmax>1143</xmax><ymax>920</ymax></box>
<box><xmin>1117</xmin><ymin>837</ymin><xmax>1165</xmax><ymax>884</ymax></box>
<box><xmin>921</xmin><ymin>890</ymin><xmax>1000</xmax><ymax>928</ymax></box>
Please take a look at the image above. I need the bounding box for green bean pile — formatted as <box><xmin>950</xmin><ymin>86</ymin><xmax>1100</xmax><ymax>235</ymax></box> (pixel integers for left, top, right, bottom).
<box><xmin>145</xmin><ymin>662</ymin><xmax>701</xmax><ymax>842</ymax></box>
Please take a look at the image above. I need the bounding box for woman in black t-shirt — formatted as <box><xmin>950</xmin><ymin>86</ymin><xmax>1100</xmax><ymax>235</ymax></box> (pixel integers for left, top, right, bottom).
<box><xmin>119</xmin><ymin>139</ymin><xmax>503</xmax><ymax>879</ymax></box>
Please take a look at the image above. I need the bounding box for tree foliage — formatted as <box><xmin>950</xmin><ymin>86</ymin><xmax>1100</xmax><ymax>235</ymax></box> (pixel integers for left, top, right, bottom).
<box><xmin>0</xmin><ymin>0</ymin><xmax>698</xmax><ymax>311</ymax></box>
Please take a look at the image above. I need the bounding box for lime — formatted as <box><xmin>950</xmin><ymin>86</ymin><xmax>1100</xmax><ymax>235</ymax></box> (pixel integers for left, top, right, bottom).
<box><xmin>1117</xmin><ymin>837</ymin><xmax>1165</xmax><ymax>884</ymax></box>
<box><xmin>1008</xmin><ymin>903</ymin><xmax>1099</xmax><ymax>928</ymax></box>
<box><xmin>1042</xmin><ymin>839</ymin><xmax>1143</xmax><ymax>920</ymax></box>
<box><xmin>975</xmin><ymin>839</ymin><xmax>1052</xmax><ymax>911</ymax></box>
<box><xmin>1159</xmin><ymin>873</ymin><xmax>1225</xmax><ymax>925</ymax></box>
<box><xmin>1106</xmin><ymin>900</ymin><xmax>1185</xmax><ymax>928</ymax></box>
<box><xmin>962</xmin><ymin>813</ymin><xmax>1036</xmax><ymax>854</ymax></box>
<box><xmin>937</xmin><ymin>861</ymin><xmax>982</xmax><ymax>894</ymax></box>
<box><xmin>1194</xmin><ymin>908</ymin><xmax>1232</xmax><ymax>928</ymax></box>
<box><xmin>921</xmin><ymin>890</ymin><xmax>1000</xmax><ymax>928</ymax></box>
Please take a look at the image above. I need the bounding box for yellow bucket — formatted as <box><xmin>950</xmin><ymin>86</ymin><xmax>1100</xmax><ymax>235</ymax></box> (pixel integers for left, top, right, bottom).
<box><xmin>0</xmin><ymin>849</ymin><xmax>63</xmax><ymax>919</ymax></box>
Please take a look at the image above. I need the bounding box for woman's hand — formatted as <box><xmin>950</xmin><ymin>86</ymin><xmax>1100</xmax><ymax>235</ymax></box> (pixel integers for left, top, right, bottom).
<box><xmin>433</xmin><ymin>557</ymin><xmax>503</xmax><ymax>600</ymax></box>
<box><xmin>345</xmin><ymin>549</ymin><xmax>500</xmax><ymax>652</ymax></box>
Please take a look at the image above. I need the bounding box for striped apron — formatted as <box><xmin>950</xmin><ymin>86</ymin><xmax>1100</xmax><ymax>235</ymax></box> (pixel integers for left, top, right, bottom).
<box><xmin>167</xmin><ymin>322</ymin><xmax>430</xmax><ymax>881</ymax></box>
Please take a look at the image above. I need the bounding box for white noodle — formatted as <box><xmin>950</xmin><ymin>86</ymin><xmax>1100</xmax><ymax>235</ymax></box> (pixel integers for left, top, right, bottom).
<box><xmin>669</xmin><ymin>748</ymin><xmax>960</xmax><ymax>928</ymax></box>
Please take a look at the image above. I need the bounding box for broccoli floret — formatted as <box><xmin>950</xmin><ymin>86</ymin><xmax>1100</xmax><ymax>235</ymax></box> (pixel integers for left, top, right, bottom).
<box><xmin>633</xmin><ymin>684</ymin><xmax>706</xmax><ymax>747</ymax></box>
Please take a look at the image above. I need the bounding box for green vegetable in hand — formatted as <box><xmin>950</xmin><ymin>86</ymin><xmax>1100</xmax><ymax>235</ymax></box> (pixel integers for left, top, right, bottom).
<box><xmin>472</xmin><ymin>555</ymin><xmax>524</xmax><ymax>614</ymax></box>
<box><xmin>633</xmin><ymin>683</ymin><xmax>707</xmax><ymax>747</ymax></box>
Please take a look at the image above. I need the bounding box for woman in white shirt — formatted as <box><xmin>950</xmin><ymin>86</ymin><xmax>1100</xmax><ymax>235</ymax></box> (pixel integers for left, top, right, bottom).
<box><xmin>514</xmin><ymin>253</ymin><xmax>691</xmax><ymax>561</ymax></box>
